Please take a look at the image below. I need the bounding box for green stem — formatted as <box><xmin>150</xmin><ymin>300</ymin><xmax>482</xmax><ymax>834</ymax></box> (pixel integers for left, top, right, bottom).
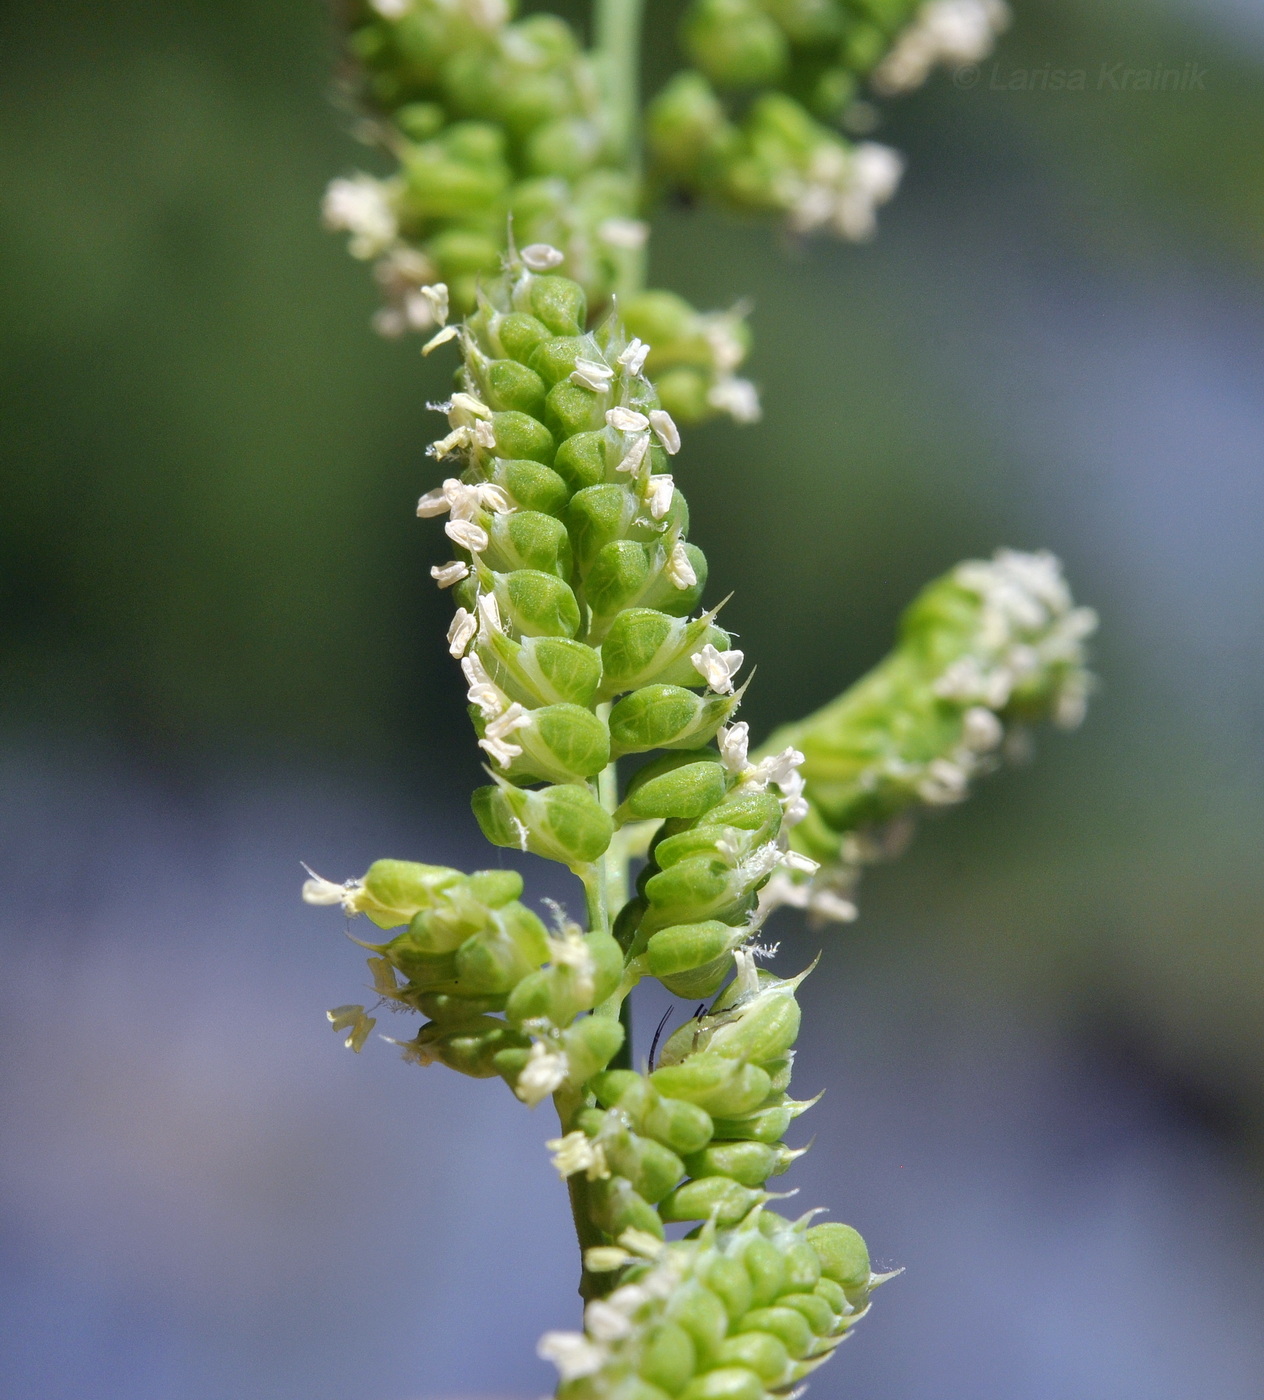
<box><xmin>595</xmin><ymin>0</ymin><xmax>647</xmax><ymax>304</ymax></box>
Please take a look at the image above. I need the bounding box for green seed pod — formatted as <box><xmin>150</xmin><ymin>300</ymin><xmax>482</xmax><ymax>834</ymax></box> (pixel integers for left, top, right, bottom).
<box><xmin>481</xmin><ymin>359</ymin><xmax>548</xmax><ymax>417</ymax></box>
<box><xmin>598</xmin><ymin>608</ymin><xmax>731</xmax><ymax>698</ymax></box>
<box><xmin>483</xmin><ymin>509</ymin><xmax>572</xmax><ymax>578</ymax></box>
<box><xmin>608</xmin><ymin>684</ymin><xmax>738</xmax><ymax>756</ymax></box>
<box><xmin>703</xmin><ymin>991</ymin><xmax>802</xmax><ymax>1066</ymax></box>
<box><xmin>413</xmin><ymin>989</ymin><xmax>507</xmax><ymax>1022</ymax></box>
<box><xmin>781</xmin><ymin>1239</ymin><xmax>823</xmax><ymax>1291</ymax></box>
<box><xmin>683</xmin><ymin>0</ymin><xmax>789</xmax><ymax>88</ymax></box>
<box><xmin>492</xmin><ymin>568</ymin><xmax>581</xmax><ymax>637</ymax></box>
<box><xmin>737</xmin><ymin>1231</ymin><xmax>786</xmax><ymax>1306</ymax></box>
<box><xmin>779</xmin><ymin>1291</ymin><xmax>833</xmax><ymax>1335</ymax></box>
<box><xmin>738</xmin><ymin>1306</ymin><xmax>813</xmax><ymax>1360</ymax></box>
<box><xmin>552</xmin><ymin>428</ymin><xmax>610</xmax><ymax>492</ymax></box>
<box><xmin>356</xmin><ymin>858</ymin><xmax>465</xmax><ymax>928</ymax></box>
<box><xmin>403</xmin><ymin>903</ymin><xmax>479</xmax><ymax>956</ymax></box>
<box><xmin>678</xmin><ymin>1368</ymin><xmax>764</xmax><ymax>1400</ymax></box>
<box><xmin>490</xmin><ymin>410</ymin><xmax>555</xmax><ymax>465</ymax></box>
<box><xmin>472</xmin><ymin>780</ymin><xmax>614</xmax><ymax>866</ymax></box>
<box><xmin>409</xmin><ymin>1016</ymin><xmax>530</xmax><ymax>1079</ymax></box>
<box><xmin>645</xmin><ymin>71</ymin><xmax>732</xmax><ymax>183</ymax></box>
<box><xmin>666</xmin><ymin>1280</ymin><xmax>729</xmax><ymax>1359</ymax></box>
<box><xmin>590</xmin><ymin>1067</ymin><xmax>643</xmax><ymax>1108</ymax></box>
<box><xmin>454</xmin><ymin>924</ymin><xmax>539</xmax><ymax>995</ymax></box>
<box><xmin>660</xmin><ymin>1176</ymin><xmax>763</xmax><ymax>1226</ymax></box>
<box><xmin>529</xmin><ymin>274</ymin><xmax>587</xmax><ymax>335</ymax></box>
<box><xmin>478</xmin><ymin>631</ymin><xmax>603</xmax><ymax>708</ymax></box>
<box><xmin>617</xmin><ymin>752</ymin><xmax>729</xmax><ymax>822</ymax></box>
<box><xmin>696</xmin><ymin>788</ymin><xmax>784</xmax><ymax>842</ymax></box>
<box><xmin>641</xmin><ymin>1094</ymin><xmax>716</xmax><ymax>1156</ymax></box>
<box><xmin>638</xmin><ymin>1322</ymin><xmax>697</xmax><ymax>1396</ymax></box>
<box><xmin>812</xmin><ymin>1277</ymin><xmax>847</xmax><ymax>1314</ymax></box>
<box><xmin>484</xmin><ymin>457</ymin><xmax>569</xmax><ymax>515</ymax></box>
<box><xmin>713</xmin><ymin>1331</ymin><xmax>790</xmax><ymax>1384</ymax></box>
<box><xmin>806</xmin><ymin>1222</ymin><xmax>870</xmax><ymax>1291</ymax></box>
<box><xmin>495</xmin><ymin>312</ymin><xmax>551</xmax><ymax>363</ymax></box>
<box><xmin>590</xmin><ymin>1175</ymin><xmax>666</xmax><ymax>1240</ymax></box>
<box><xmin>604</xmin><ymin>1133</ymin><xmax>686</xmax><ymax>1205</ymax></box>
<box><xmin>476</xmin><ymin>701</ymin><xmax>610</xmax><ymax>785</ymax></box>
<box><xmin>681</xmin><ymin>1140</ymin><xmax>787</xmax><ymax>1188</ymax></box>
<box><xmin>710</xmin><ymin>1094</ymin><xmax>816</xmax><ymax>1144</ymax></box>
<box><xmin>640</xmin><ymin>856</ymin><xmax>758</xmax><ymax>933</ymax></box>
<box><xmin>464</xmin><ymin>869</ymin><xmax>523</xmax><ymax>907</ymax></box>
<box><xmin>567</xmin><ymin>483</ymin><xmax>639</xmax><ymax>572</ymax></box>
<box><xmin>381</xmin><ymin>937</ymin><xmax>458</xmax><ymax>989</ymax></box>
<box><xmin>651</xmin><ymin>1053</ymin><xmax>771</xmax><ymax>1118</ymax></box>
<box><xmin>562</xmin><ymin>1014</ymin><xmax>625</xmax><ymax>1082</ymax></box>
<box><xmin>645</xmin><ymin>920</ymin><xmax>735</xmax><ymax>980</ymax></box>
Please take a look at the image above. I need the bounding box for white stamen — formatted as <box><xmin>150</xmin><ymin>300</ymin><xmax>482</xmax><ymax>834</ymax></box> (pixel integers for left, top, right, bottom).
<box><xmin>607</xmin><ymin>406</ymin><xmax>650</xmax><ymax>433</ymax></box>
<box><xmin>615</xmin><ymin>433</ymin><xmax>650</xmax><ymax>476</ymax></box>
<box><xmin>598</xmin><ymin>217</ymin><xmax>649</xmax><ymax>251</ymax></box>
<box><xmin>473</xmin><ymin>419</ymin><xmax>497</xmax><ymax>449</ymax></box>
<box><xmin>665</xmin><ymin>540</ymin><xmax>697</xmax><ymax>590</ymax></box>
<box><xmin>430</xmin><ymin>560</ymin><xmax>469</xmax><ymax>588</ymax></box>
<box><xmin>445</xmin><ymin>519</ymin><xmax>489</xmax><ymax>553</ymax></box>
<box><xmin>477</xmin><ymin>591</ymin><xmax>503</xmax><ymax>636</ymax></box>
<box><xmin>646</xmin><ymin>474</ymin><xmax>675</xmax><ymax>519</ymax></box>
<box><xmin>321</xmin><ymin>175</ymin><xmax>397</xmax><ymax>259</ymax></box>
<box><xmin>326</xmin><ymin>1004</ymin><xmax>376</xmax><ymax>1052</ymax></box>
<box><xmin>690</xmin><ymin>643</ymin><xmax>744</xmax><ymax>693</ymax></box>
<box><xmin>422</xmin><ymin>325</ymin><xmax>459</xmax><ymax>355</ymax></box>
<box><xmin>649</xmin><ymin>409</ymin><xmax>681</xmax><ymax>455</ymax></box>
<box><xmin>419</xmin><ymin>282</ymin><xmax>449</xmax><ymax>326</ymax></box>
<box><xmin>585</xmin><ymin>1246</ymin><xmax>630</xmax><ymax>1272</ymax></box>
<box><xmin>537</xmin><ymin>1331</ymin><xmax>605</xmax><ymax>1381</ymax></box>
<box><xmin>447</xmin><ymin>607</ymin><xmax>477</xmax><ymax>657</ymax></box>
<box><xmin>584</xmin><ymin>1300</ymin><xmax>634</xmax><ymax>1343</ymax></box>
<box><xmin>521</xmin><ymin>243</ymin><xmax>565</xmax><ymax>271</ymax></box>
<box><xmin>782</xmin><ymin>848</ymin><xmax>820</xmax><ymax>875</ymax></box>
<box><xmin>547</xmin><ymin>1130</ymin><xmax>610</xmax><ymax>1182</ymax></box>
<box><xmin>707</xmin><ymin>376</ymin><xmax>762</xmax><ymax>424</ymax></box>
<box><xmin>571</xmin><ymin>358</ymin><xmax>615</xmax><ymax>393</ymax></box>
<box><xmin>961</xmin><ymin>705</ymin><xmax>1003</xmax><ymax>752</ymax></box>
<box><xmin>719</xmin><ymin>721</ymin><xmax>750</xmax><ymax>773</ymax></box>
<box><xmin>618</xmin><ymin>337</ymin><xmax>651</xmax><ymax>376</ymax></box>
<box><xmin>516</xmin><ymin>1041</ymin><xmax>569</xmax><ymax>1105</ymax></box>
<box><xmin>449</xmin><ymin>391</ymin><xmax>491</xmax><ymax>421</ymax></box>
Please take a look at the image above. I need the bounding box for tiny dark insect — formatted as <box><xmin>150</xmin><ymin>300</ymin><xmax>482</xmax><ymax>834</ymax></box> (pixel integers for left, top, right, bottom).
<box><xmin>648</xmin><ymin>1006</ymin><xmax>674</xmax><ymax>1072</ymax></box>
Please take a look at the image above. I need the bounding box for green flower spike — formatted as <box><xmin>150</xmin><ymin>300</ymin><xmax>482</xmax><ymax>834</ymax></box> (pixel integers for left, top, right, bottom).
<box><xmin>309</xmin><ymin>1</ymin><xmax>1093</xmax><ymax>1389</ymax></box>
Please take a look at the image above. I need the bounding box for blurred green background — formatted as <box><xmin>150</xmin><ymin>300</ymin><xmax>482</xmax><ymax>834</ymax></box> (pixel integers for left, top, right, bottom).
<box><xmin>2</xmin><ymin>0</ymin><xmax>1263</xmax><ymax>1395</ymax></box>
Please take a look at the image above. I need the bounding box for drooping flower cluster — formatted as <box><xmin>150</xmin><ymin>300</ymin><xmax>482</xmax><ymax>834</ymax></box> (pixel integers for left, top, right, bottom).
<box><xmin>758</xmin><ymin>547</ymin><xmax>1097</xmax><ymax>920</ymax></box>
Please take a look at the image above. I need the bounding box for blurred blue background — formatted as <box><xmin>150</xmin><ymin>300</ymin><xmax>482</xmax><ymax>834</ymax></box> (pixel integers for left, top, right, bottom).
<box><xmin>2</xmin><ymin>1</ymin><xmax>1263</xmax><ymax>1397</ymax></box>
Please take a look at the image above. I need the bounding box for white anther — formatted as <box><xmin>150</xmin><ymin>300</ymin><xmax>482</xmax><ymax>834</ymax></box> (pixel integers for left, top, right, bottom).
<box><xmin>570</xmin><ymin>358</ymin><xmax>615</xmax><ymax>392</ymax></box>
<box><xmin>648</xmin><ymin>408</ymin><xmax>680</xmax><ymax>455</ymax></box>
<box><xmin>646</xmin><ymin>474</ymin><xmax>675</xmax><ymax>519</ymax></box>
<box><xmin>478</xmin><ymin>734</ymin><xmax>523</xmax><ymax>767</ymax></box>
<box><xmin>598</xmin><ymin>217</ymin><xmax>649</xmax><ymax>250</ymax></box>
<box><xmin>782</xmin><ymin>848</ymin><xmax>820</xmax><ymax>876</ymax></box>
<box><xmin>321</xmin><ymin>175</ymin><xmax>397</xmax><ymax>259</ymax></box>
<box><xmin>449</xmin><ymin>391</ymin><xmax>491</xmax><ymax>420</ymax></box>
<box><xmin>445</xmin><ymin>519</ymin><xmax>489</xmax><ymax>553</ymax></box>
<box><xmin>430</xmin><ymin>560</ymin><xmax>469</xmax><ymax>588</ymax></box>
<box><xmin>917</xmin><ymin>757</ymin><xmax>969</xmax><ymax>805</ymax></box>
<box><xmin>476</xmin><ymin>591</ymin><xmax>503</xmax><ymax>636</ymax></box>
<box><xmin>429</xmin><ymin>425</ymin><xmax>471</xmax><ymax>458</ymax></box>
<box><xmin>537</xmin><ymin>1331</ymin><xmax>605</xmax><ymax>1381</ymax></box>
<box><xmin>585</xmin><ymin>1246</ymin><xmax>630</xmax><ymax>1272</ymax></box>
<box><xmin>422</xmin><ymin>324</ymin><xmax>459</xmax><ymax>355</ymax></box>
<box><xmin>547</xmin><ymin>1131</ymin><xmax>610</xmax><ymax>1182</ymax></box>
<box><xmin>808</xmin><ymin>889</ymin><xmax>859</xmax><ymax>923</ymax></box>
<box><xmin>485</xmin><ymin>702</ymin><xmax>529</xmax><ymax>743</ymax></box>
<box><xmin>301</xmin><ymin>869</ymin><xmax>359</xmax><ymax>910</ymax></box>
<box><xmin>516</xmin><ymin>1041</ymin><xmax>569</xmax><ymax>1105</ymax></box>
<box><xmin>447</xmin><ymin>607</ymin><xmax>477</xmax><ymax>657</ymax></box>
<box><xmin>708</xmin><ymin>376</ymin><xmax>762</xmax><ymax>424</ymax></box>
<box><xmin>369</xmin><ymin>0</ymin><xmax>411</xmax><ymax>16</ymax></box>
<box><xmin>415</xmin><ymin>486</ymin><xmax>451</xmax><ymax>518</ymax></box>
<box><xmin>665</xmin><ymin>540</ymin><xmax>697</xmax><ymax>590</ymax></box>
<box><xmin>584</xmin><ymin>1301</ymin><xmax>633</xmax><ymax>1343</ymax></box>
<box><xmin>607</xmin><ymin>406</ymin><xmax>650</xmax><ymax>433</ymax></box>
<box><xmin>690</xmin><ymin>642</ymin><xmax>744</xmax><ymax>693</ymax></box>
<box><xmin>961</xmin><ymin>705</ymin><xmax>1003</xmax><ymax>752</ymax></box>
<box><xmin>719</xmin><ymin>721</ymin><xmax>750</xmax><ymax>773</ymax></box>
<box><xmin>617</xmin><ymin>337</ymin><xmax>651</xmax><ymax>376</ymax></box>
<box><xmin>473</xmin><ymin>419</ymin><xmax>497</xmax><ymax>449</ymax></box>
<box><xmin>521</xmin><ymin>243</ymin><xmax>565</xmax><ymax>271</ymax></box>
<box><xmin>326</xmin><ymin>1004</ymin><xmax>376</xmax><ymax>1052</ymax></box>
<box><xmin>749</xmin><ymin>745</ymin><xmax>805</xmax><ymax>790</ymax></box>
<box><xmin>419</xmin><ymin>282</ymin><xmax>449</xmax><ymax>326</ymax></box>
<box><xmin>615</xmin><ymin>433</ymin><xmax>650</xmax><ymax>476</ymax></box>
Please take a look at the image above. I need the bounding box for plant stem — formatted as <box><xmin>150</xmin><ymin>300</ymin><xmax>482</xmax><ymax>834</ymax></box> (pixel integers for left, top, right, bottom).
<box><xmin>595</xmin><ymin>0</ymin><xmax>647</xmax><ymax>304</ymax></box>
